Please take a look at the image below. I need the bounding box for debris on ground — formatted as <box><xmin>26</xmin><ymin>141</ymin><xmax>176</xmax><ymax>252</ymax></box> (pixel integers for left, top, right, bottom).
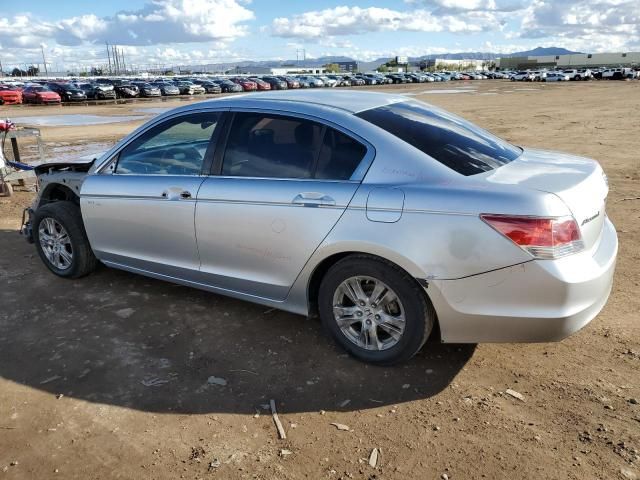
<box><xmin>207</xmin><ymin>376</ymin><xmax>227</xmax><ymax>386</ymax></box>
<box><xmin>368</xmin><ymin>448</ymin><xmax>379</xmax><ymax>468</ymax></box>
<box><xmin>114</xmin><ymin>308</ymin><xmax>135</xmax><ymax>319</ymax></box>
<box><xmin>270</xmin><ymin>399</ymin><xmax>287</xmax><ymax>440</ymax></box>
<box><xmin>330</xmin><ymin>422</ymin><xmax>351</xmax><ymax>431</ymax></box>
<box><xmin>505</xmin><ymin>389</ymin><xmax>525</xmax><ymax>401</ymax></box>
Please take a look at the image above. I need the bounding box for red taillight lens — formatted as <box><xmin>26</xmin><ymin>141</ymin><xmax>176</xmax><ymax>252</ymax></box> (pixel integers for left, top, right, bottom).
<box><xmin>481</xmin><ymin>214</ymin><xmax>584</xmax><ymax>259</ymax></box>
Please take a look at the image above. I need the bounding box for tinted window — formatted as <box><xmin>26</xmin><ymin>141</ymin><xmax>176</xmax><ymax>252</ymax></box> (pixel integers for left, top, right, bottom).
<box><xmin>222</xmin><ymin>113</ymin><xmax>322</xmax><ymax>179</ymax></box>
<box><xmin>316</xmin><ymin>128</ymin><xmax>367</xmax><ymax>180</ymax></box>
<box><xmin>356</xmin><ymin>101</ymin><xmax>521</xmax><ymax>176</ymax></box>
<box><xmin>116</xmin><ymin>112</ymin><xmax>220</xmax><ymax>175</ymax></box>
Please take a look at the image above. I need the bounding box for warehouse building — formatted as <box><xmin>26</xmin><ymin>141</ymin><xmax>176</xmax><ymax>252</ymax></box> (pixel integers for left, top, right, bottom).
<box><xmin>497</xmin><ymin>52</ymin><xmax>640</xmax><ymax>70</ymax></box>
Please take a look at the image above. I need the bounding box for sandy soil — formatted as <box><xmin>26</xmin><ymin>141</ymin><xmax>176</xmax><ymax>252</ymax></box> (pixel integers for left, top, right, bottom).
<box><xmin>0</xmin><ymin>80</ymin><xmax>638</xmax><ymax>480</ymax></box>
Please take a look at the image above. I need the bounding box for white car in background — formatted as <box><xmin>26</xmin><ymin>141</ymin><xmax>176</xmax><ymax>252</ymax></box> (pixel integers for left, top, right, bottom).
<box><xmin>545</xmin><ymin>72</ymin><xmax>570</xmax><ymax>82</ymax></box>
<box><xmin>530</xmin><ymin>71</ymin><xmax>547</xmax><ymax>81</ymax></box>
<box><xmin>602</xmin><ymin>68</ymin><xmax>634</xmax><ymax>80</ymax></box>
<box><xmin>319</xmin><ymin>76</ymin><xmax>338</xmax><ymax>87</ymax></box>
<box><xmin>510</xmin><ymin>71</ymin><xmax>534</xmax><ymax>81</ymax></box>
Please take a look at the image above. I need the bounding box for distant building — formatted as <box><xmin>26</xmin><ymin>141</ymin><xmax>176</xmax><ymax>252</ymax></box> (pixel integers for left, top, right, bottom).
<box><xmin>497</xmin><ymin>51</ymin><xmax>640</xmax><ymax>70</ymax></box>
<box><xmin>411</xmin><ymin>58</ymin><xmax>488</xmax><ymax>71</ymax></box>
<box><xmin>269</xmin><ymin>66</ymin><xmax>327</xmax><ymax>75</ymax></box>
<box><xmin>335</xmin><ymin>61</ymin><xmax>358</xmax><ymax>73</ymax></box>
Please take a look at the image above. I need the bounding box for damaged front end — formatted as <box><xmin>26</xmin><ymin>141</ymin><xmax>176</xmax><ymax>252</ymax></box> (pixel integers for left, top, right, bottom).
<box><xmin>21</xmin><ymin>159</ymin><xmax>95</xmax><ymax>243</ymax></box>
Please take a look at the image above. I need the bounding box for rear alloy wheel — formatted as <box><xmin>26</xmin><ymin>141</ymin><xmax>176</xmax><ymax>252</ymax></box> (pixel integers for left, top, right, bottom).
<box><xmin>332</xmin><ymin>276</ymin><xmax>406</xmax><ymax>352</ymax></box>
<box><xmin>319</xmin><ymin>255</ymin><xmax>435</xmax><ymax>365</ymax></box>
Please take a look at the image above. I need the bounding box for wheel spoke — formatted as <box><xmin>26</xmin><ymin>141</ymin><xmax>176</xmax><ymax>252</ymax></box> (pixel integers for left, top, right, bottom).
<box><xmin>369</xmin><ymin>282</ymin><xmax>391</xmax><ymax>306</ymax></box>
<box><xmin>377</xmin><ymin>313</ymin><xmax>405</xmax><ymax>341</ymax></box>
<box><xmin>344</xmin><ymin>277</ymin><xmax>367</xmax><ymax>304</ymax></box>
<box><xmin>59</xmin><ymin>248</ymin><xmax>73</xmax><ymax>266</ymax></box>
<box><xmin>43</xmin><ymin>218</ymin><xmax>55</xmax><ymax>235</ymax></box>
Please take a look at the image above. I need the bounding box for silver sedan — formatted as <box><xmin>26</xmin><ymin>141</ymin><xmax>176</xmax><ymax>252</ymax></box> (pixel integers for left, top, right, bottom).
<box><xmin>26</xmin><ymin>90</ymin><xmax>617</xmax><ymax>364</ymax></box>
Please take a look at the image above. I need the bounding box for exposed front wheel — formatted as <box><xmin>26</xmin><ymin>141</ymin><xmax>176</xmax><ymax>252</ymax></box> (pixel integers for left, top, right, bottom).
<box><xmin>318</xmin><ymin>255</ymin><xmax>435</xmax><ymax>365</ymax></box>
<box><xmin>33</xmin><ymin>201</ymin><xmax>98</xmax><ymax>279</ymax></box>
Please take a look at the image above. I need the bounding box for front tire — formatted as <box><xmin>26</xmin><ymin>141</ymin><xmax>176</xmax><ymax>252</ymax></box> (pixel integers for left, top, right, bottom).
<box><xmin>318</xmin><ymin>255</ymin><xmax>435</xmax><ymax>365</ymax></box>
<box><xmin>33</xmin><ymin>201</ymin><xmax>98</xmax><ymax>279</ymax></box>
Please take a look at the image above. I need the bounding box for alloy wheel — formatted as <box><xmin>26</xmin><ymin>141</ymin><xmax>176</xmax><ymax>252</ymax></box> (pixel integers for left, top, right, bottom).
<box><xmin>38</xmin><ymin>217</ymin><xmax>73</xmax><ymax>270</ymax></box>
<box><xmin>332</xmin><ymin>276</ymin><xmax>406</xmax><ymax>351</ymax></box>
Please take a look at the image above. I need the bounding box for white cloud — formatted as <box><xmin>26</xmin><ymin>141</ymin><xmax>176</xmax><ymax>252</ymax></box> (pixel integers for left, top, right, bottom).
<box><xmin>518</xmin><ymin>0</ymin><xmax>640</xmax><ymax>51</ymax></box>
<box><xmin>270</xmin><ymin>6</ymin><xmax>504</xmax><ymax>39</ymax></box>
<box><xmin>0</xmin><ymin>0</ymin><xmax>254</xmax><ymax>48</ymax></box>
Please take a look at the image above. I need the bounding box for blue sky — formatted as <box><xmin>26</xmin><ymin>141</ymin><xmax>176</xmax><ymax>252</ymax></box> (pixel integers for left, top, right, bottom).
<box><xmin>0</xmin><ymin>0</ymin><xmax>638</xmax><ymax>71</ymax></box>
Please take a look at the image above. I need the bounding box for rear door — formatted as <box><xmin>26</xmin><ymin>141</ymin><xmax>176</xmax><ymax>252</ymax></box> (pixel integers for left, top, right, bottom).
<box><xmin>81</xmin><ymin>111</ymin><xmax>223</xmax><ymax>276</ymax></box>
<box><xmin>195</xmin><ymin>110</ymin><xmax>372</xmax><ymax>300</ymax></box>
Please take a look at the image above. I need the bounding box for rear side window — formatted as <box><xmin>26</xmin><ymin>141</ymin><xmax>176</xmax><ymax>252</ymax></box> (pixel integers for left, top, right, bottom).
<box><xmin>222</xmin><ymin>113</ymin><xmax>322</xmax><ymax>179</ymax></box>
<box><xmin>356</xmin><ymin>101</ymin><xmax>521</xmax><ymax>176</ymax></box>
<box><xmin>316</xmin><ymin>129</ymin><xmax>367</xmax><ymax>180</ymax></box>
<box><xmin>222</xmin><ymin>113</ymin><xmax>366</xmax><ymax>180</ymax></box>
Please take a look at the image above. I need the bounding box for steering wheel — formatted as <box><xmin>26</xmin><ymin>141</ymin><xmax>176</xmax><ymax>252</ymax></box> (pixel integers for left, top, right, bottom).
<box><xmin>160</xmin><ymin>146</ymin><xmax>202</xmax><ymax>174</ymax></box>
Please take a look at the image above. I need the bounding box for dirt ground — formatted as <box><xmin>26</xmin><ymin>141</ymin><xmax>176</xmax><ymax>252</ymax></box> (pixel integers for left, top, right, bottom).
<box><xmin>0</xmin><ymin>80</ymin><xmax>638</xmax><ymax>480</ymax></box>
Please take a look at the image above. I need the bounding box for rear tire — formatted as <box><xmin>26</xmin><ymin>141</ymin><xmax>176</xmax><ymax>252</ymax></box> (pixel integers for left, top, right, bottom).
<box><xmin>33</xmin><ymin>201</ymin><xmax>98</xmax><ymax>279</ymax></box>
<box><xmin>318</xmin><ymin>255</ymin><xmax>435</xmax><ymax>365</ymax></box>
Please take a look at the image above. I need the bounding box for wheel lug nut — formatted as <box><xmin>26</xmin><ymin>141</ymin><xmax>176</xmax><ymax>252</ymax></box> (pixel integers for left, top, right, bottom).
<box><xmin>371</xmin><ymin>303</ymin><xmax>377</xmax><ymax>308</ymax></box>
<box><xmin>375</xmin><ymin>315</ymin><xmax>380</xmax><ymax>320</ymax></box>
<box><xmin>356</xmin><ymin>311</ymin><xmax>363</xmax><ymax>317</ymax></box>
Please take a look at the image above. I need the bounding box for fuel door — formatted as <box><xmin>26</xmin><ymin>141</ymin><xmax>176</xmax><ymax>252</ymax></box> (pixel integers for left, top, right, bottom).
<box><xmin>366</xmin><ymin>187</ymin><xmax>405</xmax><ymax>223</ymax></box>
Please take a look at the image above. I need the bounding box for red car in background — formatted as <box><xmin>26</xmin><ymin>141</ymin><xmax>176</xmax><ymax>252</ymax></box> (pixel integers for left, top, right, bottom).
<box><xmin>230</xmin><ymin>77</ymin><xmax>258</xmax><ymax>91</ymax></box>
<box><xmin>0</xmin><ymin>85</ymin><xmax>23</xmax><ymax>104</ymax></box>
<box><xmin>22</xmin><ymin>85</ymin><xmax>61</xmax><ymax>104</ymax></box>
<box><xmin>248</xmin><ymin>77</ymin><xmax>272</xmax><ymax>91</ymax></box>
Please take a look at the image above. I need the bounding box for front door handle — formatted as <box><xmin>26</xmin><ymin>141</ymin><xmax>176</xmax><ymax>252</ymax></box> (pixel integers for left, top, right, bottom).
<box><xmin>292</xmin><ymin>192</ymin><xmax>336</xmax><ymax>207</ymax></box>
<box><xmin>161</xmin><ymin>189</ymin><xmax>193</xmax><ymax>200</ymax></box>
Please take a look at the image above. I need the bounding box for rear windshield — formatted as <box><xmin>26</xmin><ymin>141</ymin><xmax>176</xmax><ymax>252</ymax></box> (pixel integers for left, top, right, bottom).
<box><xmin>356</xmin><ymin>100</ymin><xmax>522</xmax><ymax>176</ymax></box>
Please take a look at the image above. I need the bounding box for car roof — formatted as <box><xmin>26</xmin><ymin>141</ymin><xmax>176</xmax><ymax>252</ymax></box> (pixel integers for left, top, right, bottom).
<box><xmin>198</xmin><ymin>90</ymin><xmax>408</xmax><ymax>114</ymax></box>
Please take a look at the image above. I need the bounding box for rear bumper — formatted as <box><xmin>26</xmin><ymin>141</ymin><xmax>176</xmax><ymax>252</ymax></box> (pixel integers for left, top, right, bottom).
<box><xmin>430</xmin><ymin>217</ymin><xmax>618</xmax><ymax>343</ymax></box>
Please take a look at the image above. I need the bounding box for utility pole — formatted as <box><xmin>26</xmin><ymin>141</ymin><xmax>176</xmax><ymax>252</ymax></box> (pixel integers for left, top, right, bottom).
<box><xmin>41</xmin><ymin>46</ymin><xmax>48</xmax><ymax>76</ymax></box>
<box><xmin>121</xmin><ymin>49</ymin><xmax>126</xmax><ymax>74</ymax></box>
<box><xmin>106</xmin><ymin>42</ymin><xmax>112</xmax><ymax>74</ymax></box>
<box><xmin>113</xmin><ymin>46</ymin><xmax>119</xmax><ymax>74</ymax></box>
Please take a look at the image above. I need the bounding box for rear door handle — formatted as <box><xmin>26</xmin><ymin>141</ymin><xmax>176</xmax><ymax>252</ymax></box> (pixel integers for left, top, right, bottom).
<box><xmin>292</xmin><ymin>192</ymin><xmax>336</xmax><ymax>207</ymax></box>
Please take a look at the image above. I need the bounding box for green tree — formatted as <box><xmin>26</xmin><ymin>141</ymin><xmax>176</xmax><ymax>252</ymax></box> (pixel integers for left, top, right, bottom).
<box><xmin>27</xmin><ymin>65</ymin><xmax>39</xmax><ymax>76</ymax></box>
<box><xmin>324</xmin><ymin>63</ymin><xmax>340</xmax><ymax>73</ymax></box>
<box><xmin>11</xmin><ymin>68</ymin><xmax>27</xmax><ymax>77</ymax></box>
<box><xmin>377</xmin><ymin>64</ymin><xmax>389</xmax><ymax>72</ymax></box>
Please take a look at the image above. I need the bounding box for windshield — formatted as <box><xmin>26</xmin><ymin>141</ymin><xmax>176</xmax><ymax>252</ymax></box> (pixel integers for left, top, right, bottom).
<box><xmin>356</xmin><ymin>100</ymin><xmax>522</xmax><ymax>176</ymax></box>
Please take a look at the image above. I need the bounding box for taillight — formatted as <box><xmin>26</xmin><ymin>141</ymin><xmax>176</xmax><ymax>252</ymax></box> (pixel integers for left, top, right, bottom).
<box><xmin>480</xmin><ymin>214</ymin><xmax>584</xmax><ymax>260</ymax></box>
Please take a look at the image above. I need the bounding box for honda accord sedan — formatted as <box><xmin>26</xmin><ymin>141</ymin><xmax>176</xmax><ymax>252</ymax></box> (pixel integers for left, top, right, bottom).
<box><xmin>24</xmin><ymin>90</ymin><xmax>617</xmax><ymax>365</ymax></box>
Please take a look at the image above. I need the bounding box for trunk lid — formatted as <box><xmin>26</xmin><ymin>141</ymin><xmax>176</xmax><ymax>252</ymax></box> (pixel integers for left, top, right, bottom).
<box><xmin>482</xmin><ymin>148</ymin><xmax>608</xmax><ymax>250</ymax></box>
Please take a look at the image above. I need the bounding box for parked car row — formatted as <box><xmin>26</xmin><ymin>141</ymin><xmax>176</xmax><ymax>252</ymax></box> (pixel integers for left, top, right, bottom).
<box><xmin>1</xmin><ymin>66</ymin><xmax>638</xmax><ymax>106</ymax></box>
<box><xmin>506</xmin><ymin>67</ymin><xmax>640</xmax><ymax>82</ymax></box>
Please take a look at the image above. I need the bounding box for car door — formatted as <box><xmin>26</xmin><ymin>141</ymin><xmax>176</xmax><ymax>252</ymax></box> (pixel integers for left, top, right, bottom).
<box><xmin>81</xmin><ymin>110</ymin><xmax>223</xmax><ymax>277</ymax></box>
<box><xmin>195</xmin><ymin>110</ymin><xmax>373</xmax><ymax>300</ymax></box>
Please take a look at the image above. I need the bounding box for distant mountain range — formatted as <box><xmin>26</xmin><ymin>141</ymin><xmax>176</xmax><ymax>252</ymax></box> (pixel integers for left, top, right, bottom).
<box><xmin>179</xmin><ymin>47</ymin><xmax>581</xmax><ymax>73</ymax></box>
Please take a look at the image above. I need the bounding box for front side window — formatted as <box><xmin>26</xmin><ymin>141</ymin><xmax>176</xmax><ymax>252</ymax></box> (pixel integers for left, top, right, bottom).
<box><xmin>356</xmin><ymin>100</ymin><xmax>522</xmax><ymax>176</ymax></box>
<box><xmin>116</xmin><ymin>112</ymin><xmax>220</xmax><ymax>175</ymax></box>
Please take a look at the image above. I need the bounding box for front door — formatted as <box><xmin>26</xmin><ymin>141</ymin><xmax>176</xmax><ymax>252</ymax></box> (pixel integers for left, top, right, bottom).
<box><xmin>81</xmin><ymin>111</ymin><xmax>223</xmax><ymax>276</ymax></box>
<box><xmin>195</xmin><ymin>112</ymin><xmax>370</xmax><ymax>300</ymax></box>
